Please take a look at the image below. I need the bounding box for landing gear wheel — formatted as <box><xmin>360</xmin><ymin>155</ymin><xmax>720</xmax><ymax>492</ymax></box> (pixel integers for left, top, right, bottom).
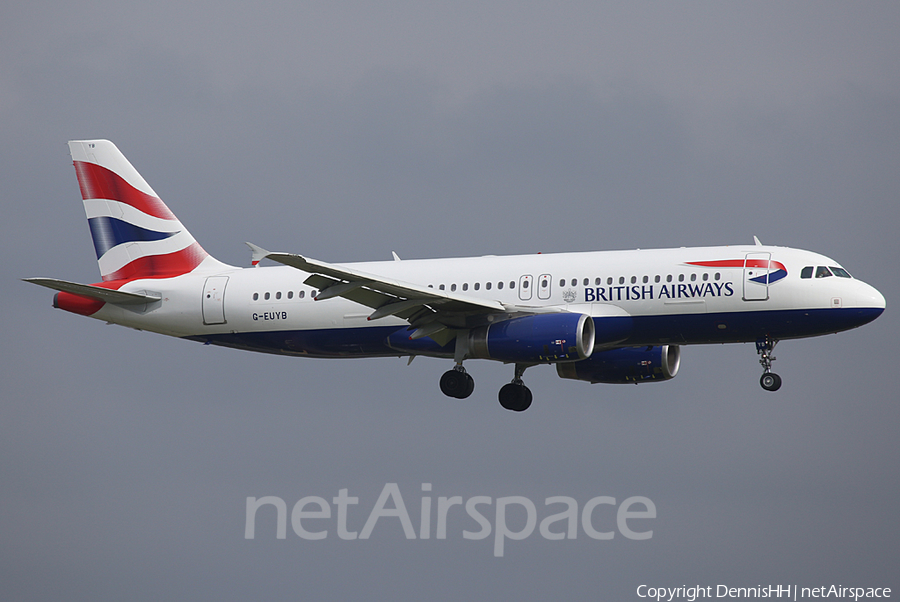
<box><xmin>756</xmin><ymin>337</ymin><xmax>782</xmax><ymax>393</ymax></box>
<box><xmin>440</xmin><ymin>369</ymin><xmax>474</xmax><ymax>399</ymax></box>
<box><xmin>462</xmin><ymin>372</ymin><xmax>475</xmax><ymax>398</ymax></box>
<box><xmin>760</xmin><ymin>372</ymin><xmax>782</xmax><ymax>392</ymax></box>
<box><xmin>498</xmin><ymin>382</ymin><xmax>533</xmax><ymax>412</ymax></box>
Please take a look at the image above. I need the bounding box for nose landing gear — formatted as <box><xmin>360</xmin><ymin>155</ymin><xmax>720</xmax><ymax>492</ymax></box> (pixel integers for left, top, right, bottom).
<box><xmin>756</xmin><ymin>338</ymin><xmax>782</xmax><ymax>392</ymax></box>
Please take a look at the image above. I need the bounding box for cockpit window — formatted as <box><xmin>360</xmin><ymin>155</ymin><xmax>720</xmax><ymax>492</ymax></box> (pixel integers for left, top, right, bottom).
<box><xmin>830</xmin><ymin>267</ymin><xmax>852</xmax><ymax>278</ymax></box>
<box><xmin>800</xmin><ymin>266</ymin><xmax>813</xmax><ymax>279</ymax></box>
<box><xmin>815</xmin><ymin>266</ymin><xmax>833</xmax><ymax>278</ymax></box>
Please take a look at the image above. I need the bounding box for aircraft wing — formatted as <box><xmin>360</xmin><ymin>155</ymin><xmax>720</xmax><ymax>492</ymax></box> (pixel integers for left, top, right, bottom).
<box><xmin>253</xmin><ymin>245</ymin><xmax>517</xmax><ymax>340</ymax></box>
<box><xmin>23</xmin><ymin>278</ymin><xmax>161</xmax><ymax>305</ymax></box>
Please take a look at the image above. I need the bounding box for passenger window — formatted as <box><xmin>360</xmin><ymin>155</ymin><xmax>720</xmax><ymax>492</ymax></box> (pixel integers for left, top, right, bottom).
<box><xmin>583</xmin><ymin>278</ymin><xmax>589</xmax><ymax>286</ymax></box>
<box><xmin>666</xmin><ymin>275</ymin><xmax>673</xmax><ymax>283</ymax></box>
<box><xmin>509</xmin><ymin>281</ymin><xmax>515</xmax><ymax>289</ymax></box>
<box><xmin>619</xmin><ymin>276</ymin><xmax>625</xmax><ymax>285</ymax></box>
<box><xmin>451</xmin><ymin>284</ymin><xmax>457</xmax><ymax>291</ymax></box>
<box><xmin>474</xmin><ymin>283</ymin><xmax>480</xmax><ymax>290</ymax></box>
<box><xmin>264</xmin><ymin>292</ymin><xmax>270</xmax><ymax>300</ymax></box>
<box><xmin>541</xmin><ymin>280</ymin><xmax>548</xmax><ymax>288</ymax></box>
<box><xmin>702</xmin><ymin>273</ymin><xmax>708</xmax><ymax>281</ymax></box>
<box><xmin>801</xmin><ymin>266</ymin><xmax>813</xmax><ymax>279</ymax></box>
<box><xmin>498</xmin><ymin>282</ymin><xmax>504</xmax><ymax>290</ymax></box>
<box><xmin>559</xmin><ymin>279</ymin><xmax>565</xmax><ymax>287</ymax></box>
<box><xmin>253</xmin><ymin>292</ymin><xmax>259</xmax><ymax>301</ymax></box>
<box><xmin>816</xmin><ymin>266</ymin><xmax>833</xmax><ymax>278</ymax></box>
<box><xmin>690</xmin><ymin>273</ymin><xmax>697</xmax><ymax>282</ymax></box>
<box><xmin>299</xmin><ymin>290</ymin><xmax>305</xmax><ymax>299</ymax></box>
<box><xmin>439</xmin><ymin>284</ymin><xmax>445</xmax><ymax>290</ymax></box>
<box><xmin>288</xmin><ymin>291</ymin><xmax>293</xmax><ymax>299</ymax></box>
<box><xmin>831</xmin><ymin>267</ymin><xmax>852</xmax><ymax>278</ymax></box>
<box><xmin>276</xmin><ymin>291</ymin><xmax>282</xmax><ymax>300</ymax></box>
<box><xmin>595</xmin><ymin>277</ymin><xmax>602</xmax><ymax>285</ymax></box>
<box><xmin>643</xmin><ymin>276</ymin><xmax>649</xmax><ymax>284</ymax></box>
<box><xmin>630</xmin><ymin>276</ymin><xmax>636</xmax><ymax>284</ymax></box>
<box><xmin>654</xmin><ymin>275</ymin><xmax>660</xmax><ymax>283</ymax></box>
<box><xmin>462</xmin><ymin>283</ymin><xmax>468</xmax><ymax>291</ymax></box>
<box><xmin>486</xmin><ymin>282</ymin><xmax>492</xmax><ymax>290</ymax></box>
<box><xmin>715</xmin><ymin>272</ymin><xmax>721</xmax><ymax>281</ymax></box>
<box><xmin>607</xmin><ymin>277</ymin><xmax>613</xmax><ymax>285</ymax></box>
<box><xmin>522</xmin><ymin>280</ymin><xmax>529</xmax><ymax>289</ymax></box>
<box><xmin>678</xmin><ymin>274</ymin><xmax>685</xmax><ymax>282</ymax></box>
<box><xmin>571</xmin><ymin>278</ymin><xmax>577</xmax><ymax>286</ymax></box>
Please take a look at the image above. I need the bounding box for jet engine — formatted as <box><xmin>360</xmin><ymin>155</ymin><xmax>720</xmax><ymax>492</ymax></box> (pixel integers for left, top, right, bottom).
<box><xmin>468</xmin><ymin>313</ymin><xmax>595</xmax><ymax>363</ymax></box>
<box><xmin>387</xmin><ymin>313</ymin><xmax>594</xmax><ymax>364</ymax></box>
<box><xmin>556</xmin><ymin>345</ymin><xmax>681</xmax><ymax>384</ymax></box>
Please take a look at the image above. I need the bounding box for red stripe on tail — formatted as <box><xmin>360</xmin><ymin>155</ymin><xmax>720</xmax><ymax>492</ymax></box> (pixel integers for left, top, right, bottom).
<box><xmin>101</xmin><ymin>242</ymin><xmax>209</xmax><ymax>282</ymax></box>
<box><xmin>73</xmin><ymin>161</ymin><xmax>176</xmax><ymax>220</ymax></box>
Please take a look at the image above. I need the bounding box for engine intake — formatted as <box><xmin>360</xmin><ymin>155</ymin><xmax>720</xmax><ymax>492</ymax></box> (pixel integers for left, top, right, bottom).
<box><xmin>557</xmin><ymin>345</ymin><xmax>680</xmax><ymax>384</ymax></box>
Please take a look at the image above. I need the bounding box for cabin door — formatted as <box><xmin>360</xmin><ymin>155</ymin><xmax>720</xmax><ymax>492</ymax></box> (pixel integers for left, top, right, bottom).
<box><xmin>743</xmin><ymin>253</ymin><xmax>771</xmax><ymax>301</ymax></box>
<box><xmin>202</xmin><ymin>276</ymin><xmax>229</xmax><ymax>324</ymax></box>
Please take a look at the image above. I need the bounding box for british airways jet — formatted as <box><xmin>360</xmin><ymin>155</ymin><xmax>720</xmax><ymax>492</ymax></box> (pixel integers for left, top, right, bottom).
<box><xmin>26</xmin><ymin>140</ymin><xmax>886</xmax><ymax>411</ymax></box>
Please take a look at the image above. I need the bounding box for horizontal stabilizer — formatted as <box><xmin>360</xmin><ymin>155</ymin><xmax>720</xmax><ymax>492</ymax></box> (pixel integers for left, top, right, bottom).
<box><xmin>23</xmin><ymin>278</ymin><xmax>161</xmax><ymax>305</ymax></box>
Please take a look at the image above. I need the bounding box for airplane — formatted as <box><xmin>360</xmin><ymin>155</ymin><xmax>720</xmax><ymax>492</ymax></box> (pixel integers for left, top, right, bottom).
<box><xmin>25</xmin><ymin>140</ymin><xmax>886</xmax><ymax>411</ymax></box>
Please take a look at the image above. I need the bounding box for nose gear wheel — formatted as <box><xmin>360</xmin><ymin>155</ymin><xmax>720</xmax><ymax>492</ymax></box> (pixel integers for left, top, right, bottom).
<box><xmin>756</xmin><ymin>338</ymin><xmax>782</xmax><ymax>392</ymax></box>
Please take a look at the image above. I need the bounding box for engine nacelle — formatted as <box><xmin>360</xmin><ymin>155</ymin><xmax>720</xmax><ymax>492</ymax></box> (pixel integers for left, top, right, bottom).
<box><xmin>556</xmin><ymin>345</ymin><xmax>681</xmax><ymax>384</ymax></box>
<box><xmin>469</xmin><ymin>313</ymin><xmax>595</xmax><ymax>363</ymax></box>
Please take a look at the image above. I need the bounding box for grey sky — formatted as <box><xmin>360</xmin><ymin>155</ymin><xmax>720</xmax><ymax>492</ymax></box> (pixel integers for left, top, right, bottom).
<box><xmin>2</xmin><ymin>2</ymin><xmax>898</xmax><ymax>599</ymax></box>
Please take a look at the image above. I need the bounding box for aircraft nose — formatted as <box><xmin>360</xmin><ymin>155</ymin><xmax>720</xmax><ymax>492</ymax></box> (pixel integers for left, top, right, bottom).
<box><xmin>849</xmin><ymin>280</ymin><xmax>885</xmax><ymax>326</ymax></box>
<box><xmin>861</xmin><ymin>281</ymin><xmax>886</xmax><ymax>311</ymax></box>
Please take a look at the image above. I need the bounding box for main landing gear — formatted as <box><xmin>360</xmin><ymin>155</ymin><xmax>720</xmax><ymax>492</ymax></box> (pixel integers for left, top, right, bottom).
<box><xmin>439</xmin><ymin>363</ymin><xmax>533</xmax><ymax>411</ymax></box>
<box><xmin>756</xmin><ymin>338</ymin><xmax>782</xmax><ymax>392</ymax></box>
<box><xmin>498</xmin><ymin>363</ymin><xmax>533</xmax><ymax>412</ymax></box>
<box><xmin>439</xmin><ymin>365</ymin><xmax>475</xmax><ymax>399</ymax></box>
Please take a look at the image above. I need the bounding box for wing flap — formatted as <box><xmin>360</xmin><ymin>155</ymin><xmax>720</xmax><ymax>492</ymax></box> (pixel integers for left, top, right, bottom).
<box><xmin>304</xmin><ymin>274</ymin><xmax>394</xmax><ymax>312</ymax></box>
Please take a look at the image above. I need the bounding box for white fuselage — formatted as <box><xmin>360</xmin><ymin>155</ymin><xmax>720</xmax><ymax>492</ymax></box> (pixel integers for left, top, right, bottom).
<box><xmin>87</xmin><ymin>244</ymin><xmax>885</xmax><ymax>359</ymax></box>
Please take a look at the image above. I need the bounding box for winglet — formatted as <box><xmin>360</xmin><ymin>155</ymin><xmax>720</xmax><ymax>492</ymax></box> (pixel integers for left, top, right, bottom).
<box><xmin>753</xmin><ymin>236</ymin><xmax>762</xmax><ymax>246</ymax></box>
<box><xmin>392</xmin><ymin>251</ymin><xmax>401</xmax><ymax>262</ymax></box>
<box><xmin>245</xmin><ymin>242</ymin><xmax>270</xmax><ymax>267</ymax></box>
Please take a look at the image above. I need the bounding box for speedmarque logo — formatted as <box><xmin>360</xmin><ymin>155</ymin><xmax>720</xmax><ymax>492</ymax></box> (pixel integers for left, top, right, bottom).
<box><xmin>245</xmin><ymin>483</ymin><xmax>656</xmax><ymax>557</ymax></box>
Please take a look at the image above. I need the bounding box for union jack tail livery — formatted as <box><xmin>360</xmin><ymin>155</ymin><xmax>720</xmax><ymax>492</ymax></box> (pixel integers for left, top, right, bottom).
<box><xmin>69</xmin><ymin>139</ymin><xmax>225</xmax><ymax>281</ymax></box>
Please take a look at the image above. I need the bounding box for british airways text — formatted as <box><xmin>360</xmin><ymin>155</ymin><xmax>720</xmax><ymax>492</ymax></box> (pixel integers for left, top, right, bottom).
<box><xmin>584</xmin><ymin>282</ymin><xmax>735</xmax><ymax>302</ymax></box>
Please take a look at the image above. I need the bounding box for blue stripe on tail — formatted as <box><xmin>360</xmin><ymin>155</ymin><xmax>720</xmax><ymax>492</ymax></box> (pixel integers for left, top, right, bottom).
<box><xmin>87</xmin><ymin>216</ymin><xmax>179</xmax><ymax>259</ymax></box>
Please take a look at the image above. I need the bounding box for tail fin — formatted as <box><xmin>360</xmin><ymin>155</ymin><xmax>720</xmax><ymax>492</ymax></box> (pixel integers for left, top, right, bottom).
<box><xmin>69</xmin><ymin>140</ymin><xmax>228</xmax><ymax>282</ymax></box>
